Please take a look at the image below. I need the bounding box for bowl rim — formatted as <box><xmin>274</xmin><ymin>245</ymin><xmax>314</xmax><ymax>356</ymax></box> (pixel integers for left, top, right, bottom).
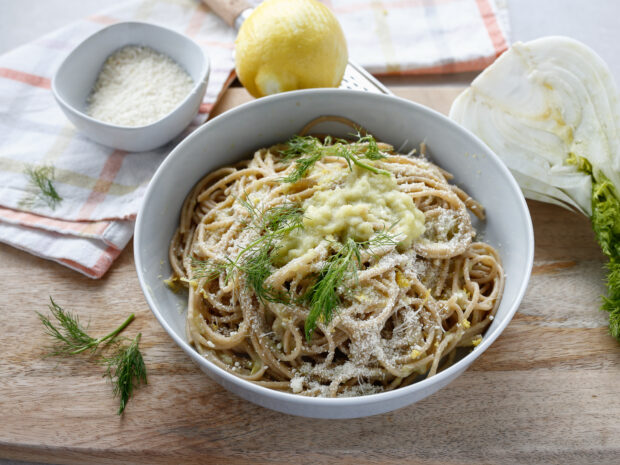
<box><xmin>134</xmin><ymin>88</ymin><xmax>534</xmax><ymax>408</ymax></box>
<box><xmin>51</xmin><ymin>20</ymin><xmax>210</xmax><ymax>131</ymax></box>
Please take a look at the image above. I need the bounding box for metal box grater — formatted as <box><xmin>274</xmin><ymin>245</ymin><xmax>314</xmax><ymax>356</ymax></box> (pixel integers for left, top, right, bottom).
<box><xmin>340</xmin><ymin>61</ymin><xmax>391</xmax><ymax>95</ymax></box>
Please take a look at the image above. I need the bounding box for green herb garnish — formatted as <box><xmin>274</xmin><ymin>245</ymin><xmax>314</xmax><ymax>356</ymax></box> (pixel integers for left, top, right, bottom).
<box><xmin>188</xmin><ymin>132</ymin><xmax>400</xmax><ymax>342</ymax></box>
<box><xmin>280</xmin><ymin>136</ymin><xmax>325</xmax><ymax>183</ymax></box>
<box><xmin>191</xmin><ymin>257</ymin><xmax>228</xmax><ymax>281</ymax></box>
<box><xmin>191</xmin><ymin>196</ymin><xmax>399</xmax><ymax>340</ymax></box>
<box><xmin>281</xmin><ymin>135</ymin><xmax>323</xmax><ymax>161</ymax></box>
<box><xmin>304</xmin><ymin>238</ymin><xmax>360</xmax><ymax>340</ymax></box>
<box><xmin>304</xmin><ymin>231</ymin><xmax>398</xmax><ymax>340</ymax></box>
<box><xmin>24</xmin><ymin>165</ymin><xmax>63</xmax><ymax>210</ymax></box>
<box><xmin>243</xmin><ymin>237</ymin><xmax>290</xmax><ymax>303</ymax></box>
<box><xmin>38</xmin><ymin>297</ymin><xmax>135</xmax><ymax>355</ymax></box>
<box><xmin>104</xmin><ymin>333</ymin><xmax>147</xmax><ymax>415</ymax></box>
<box><xmin>38</xmin><ymin>297</ymin><xmax>146</xmax><ymax>414</ymax></box>
<box><xmin>191</xmin><ymin>199</ymin><xmax>304</xmax><ymax>303</ymax></box>
<box><xmin>356</xmin><ymin>133</ymin><xmax>384</xmax><ymax>160</ymax></box>
<box><xmin>280</xmin><ymin>133</ymin><xmax>390</xmax><ymax>183</ymax></box>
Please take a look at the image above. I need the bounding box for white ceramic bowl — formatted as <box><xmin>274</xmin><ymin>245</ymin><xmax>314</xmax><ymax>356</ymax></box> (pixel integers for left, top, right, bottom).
<box><xmin>135</xmin><ymin>89</ymin><xmax>534</xmax><ymax>418</ymax></box>
<box><xmin>52</xmin><ymin>21</ymin><xmax>209</xmax><ymax>152</ymax></box>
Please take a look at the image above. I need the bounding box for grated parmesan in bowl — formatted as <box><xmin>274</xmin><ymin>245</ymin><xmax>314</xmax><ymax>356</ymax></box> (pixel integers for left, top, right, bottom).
<box><xmin>52</xmin><ymin>21</ymin><xmax>209</xmax><ymax>151</ymax></box>
<box><xmin>87</xmin><ymin>45</ymin><xmax>195</xmax><ymax>127</ymax></box>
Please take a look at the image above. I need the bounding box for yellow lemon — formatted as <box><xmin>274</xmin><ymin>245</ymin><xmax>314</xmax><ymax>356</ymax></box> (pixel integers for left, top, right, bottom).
<box><xmin>235</xmin><ymin>0</ymin><xmax>348</xmax><ymax>98</ymax></box>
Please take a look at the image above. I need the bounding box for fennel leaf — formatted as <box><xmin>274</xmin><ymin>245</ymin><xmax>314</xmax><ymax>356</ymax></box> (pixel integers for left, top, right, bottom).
<box><xmin>24</xmin><ymin>165</ymin><xmax>63</xmax><ymax>210</ymax></box>
<box><xmin>38</xmin><ymin>297</ymin><xmax>135</xmax><ymax>355</ymax></box>
<box><xmin>304</xmin><ymin>238</ymin><xmax>360</xmax><ymax>340</ymax></box>
<box><xmin>191</xmin><ymin>199</ymin><xmax>304</xmax><ymax>304</ymax></box>
<box><xmin>304</xmin><ymin>231</ymin><xmax>398</xmax><ymax>340</ymax></box>
<box><xmin>103</xmin><ymin>333</ymin><xmax>147</xmax><ymax>415</ymax></box>
<box><xmin>38</xmin><ymin>297</ymin><xmax>146</xmax><ymax>414</ymax></box>
<box><xmin>279</xmin><ymin>133</ymin><xmax>390</xmax><ymax>183</ymax></box>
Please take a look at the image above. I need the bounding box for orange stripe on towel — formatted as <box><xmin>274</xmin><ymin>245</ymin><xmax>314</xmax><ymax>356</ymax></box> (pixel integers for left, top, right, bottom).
<box><xmin>199</xmin><ymin>102</ymin><xmax>214</xmax><ymax>114</ymax></box>
<box><xmin>0</xmin><ymin>68</ymin><xmax>51</xmax><ymax>89</ymax></box>
<box><xmin>374</xmin><ymin>54</ymin><xmax>498</xmax><ymax>76</ymax></box>
<box><xmin>475</xmin><ymin>0</ymin><xmax>508</xmax><ymax>57</ymax></box>
<box><xmin>0</xmin><ymin>206</ymin><xmax>109</xmax><ymax>236</ymax></box>
<box><xmin>60</xmin><ymin>244</ymin><xmax>122</xmax><ymax>278</ymax></box>
<box><xmin>332</xmin><ymin>0</ymin><xmax>457</xmax><ymax>14</ymax></box>
<box><xmin>78</xmin><ymin>150</ymin><xmax>127</xmax><ymax>219</ymax></box>
<box><xmin>87</xmin><ymin>15</ymin><xmax>120</xmax><ymax>25</ymax></box>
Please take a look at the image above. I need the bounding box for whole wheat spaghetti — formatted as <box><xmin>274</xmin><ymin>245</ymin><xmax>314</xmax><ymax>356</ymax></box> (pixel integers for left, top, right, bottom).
<box><xmin>169</xmin><ymin>118</ymin><xmax>504</xmax><ymax>397</ymax></box>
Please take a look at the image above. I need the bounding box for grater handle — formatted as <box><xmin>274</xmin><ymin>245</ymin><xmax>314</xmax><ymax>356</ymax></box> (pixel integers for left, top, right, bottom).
<box><xmin>202</xmin><ymin>0</ymin><xmax>252</xmax><ymax>28</ymax></box>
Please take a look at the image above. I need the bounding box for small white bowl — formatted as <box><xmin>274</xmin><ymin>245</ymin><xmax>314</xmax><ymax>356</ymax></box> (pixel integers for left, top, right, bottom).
<box><xmin>135</xmin><ymin>89</ymin><xmax>534</xmax><ymax>418</ymax></box>
<box><xmin>52</xmin><ymin>21</ymin><xmax>209</xmax><ymax>152</ymax></box>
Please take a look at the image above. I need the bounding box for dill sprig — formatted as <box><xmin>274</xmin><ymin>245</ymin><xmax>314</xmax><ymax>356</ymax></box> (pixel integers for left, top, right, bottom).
<box><xmin>191</xmin><ymin>257</ymin><xmax>229</xmax><ymax>281</ymax></box>
<box><xmin>38</xmin><ymin>297</ymin><xmax>146</xmax><ymax>414</ymax></box>
<box><xmin>304</xmin><ymin>238</ymin><xmax>360</xmax><ymax>340</ymax></box>
<box><xmin>280</xmin><ymin>133</ymin><xmax>390</xmax><ymax>183</ymax></box>
<box><xmin>191</xmin><ymin>199</ymin><xmax>304</xmax><ymax>303</ymax></box>
<box><xmin>104</xmin><ymin>333</ymin><xmax>147</xmax><ymax>415</ymax></box>
<box><xmin>254</xmin><ymin>200</ymin><xmax>304</xmax><ymax>233</ymax></box>
<box><xmin>281</xmin><ymin>135</ymin><xmax>321</xmax><ymax>161</ymax></box>
<box><xmin>304</xmin><ymin>232</ymin><xmax>398</xmax><ymax>340</ymax></box>
<box><xmin>280</xmin><ymin>137</ymin><xmax>324</xmax><ymax>183</ymax></box>
<box><xmin>356</xmin><ymin>133</ymin><xmax>384</xmax><ymax>160</ymax></box>
<box><xmin>243</xmin><ymin>237</ymin><xmax>290</xmax><ymax>303</ymax></box>
<box><xmin>24</xmin><ymin>165</ymin><xmax>63</xmax><ymax>210</ymax></box>
<box><xmin>233</xmin><ymin>200</ymin><xmax>303</xmax><ymax>302</ymax></box>
<box><xmin>38</xmin><ymin>297</ymin><xmax>135</xmax><ymax>355</ymax></box>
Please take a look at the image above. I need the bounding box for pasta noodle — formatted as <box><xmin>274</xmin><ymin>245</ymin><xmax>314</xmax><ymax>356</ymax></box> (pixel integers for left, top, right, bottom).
<box><xmin>168</xmin><ymin>119</ymin><xmax>504</xmax><ymax>397</ymax></box>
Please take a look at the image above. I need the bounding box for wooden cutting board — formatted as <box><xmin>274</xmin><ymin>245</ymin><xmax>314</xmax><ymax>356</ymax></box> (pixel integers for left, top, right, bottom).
<box><xmin>1</xmin><ymin>86</ymin><xmax>619</xmax><ymax>465</ymax></box>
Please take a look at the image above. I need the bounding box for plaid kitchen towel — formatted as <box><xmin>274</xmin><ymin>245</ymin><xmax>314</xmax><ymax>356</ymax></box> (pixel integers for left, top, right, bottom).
<box><xmin>330</xmin><ymin>0</ymin><xmax>510</xmax><ymax>75</ymax></box>
<box><xmin>0</xmin><ymin>0</ymin><xmax>509</xmax><ymax>278</ymax></box>
<box><xmin>0</xmin><ymin>0</ymin><xmax>236</xmax><ymax>278</ymax></box>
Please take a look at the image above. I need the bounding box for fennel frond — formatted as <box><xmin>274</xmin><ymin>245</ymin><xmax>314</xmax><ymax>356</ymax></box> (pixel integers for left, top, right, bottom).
<box><xmin>24</xmin><ymin>165</ymin><xmax>63</xmax><ymax>210</ymax></box>
<box><xmin>38</xmin><ymin>297</ymin><xmax>146</xmax><ymax>414</ymax></box>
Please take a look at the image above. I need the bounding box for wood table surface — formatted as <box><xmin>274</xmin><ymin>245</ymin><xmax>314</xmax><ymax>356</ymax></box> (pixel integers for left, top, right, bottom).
<box><xmin>1</xmin><ymin>86</ymin><xmax>619</xmax><ymax>465</ymax></box>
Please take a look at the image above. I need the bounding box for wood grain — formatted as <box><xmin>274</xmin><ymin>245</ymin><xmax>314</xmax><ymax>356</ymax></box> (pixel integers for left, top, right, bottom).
<box><xmin>1</xmin><ymin>87</ymin><xmax>619</xmax><ymax>465</ymax></box>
